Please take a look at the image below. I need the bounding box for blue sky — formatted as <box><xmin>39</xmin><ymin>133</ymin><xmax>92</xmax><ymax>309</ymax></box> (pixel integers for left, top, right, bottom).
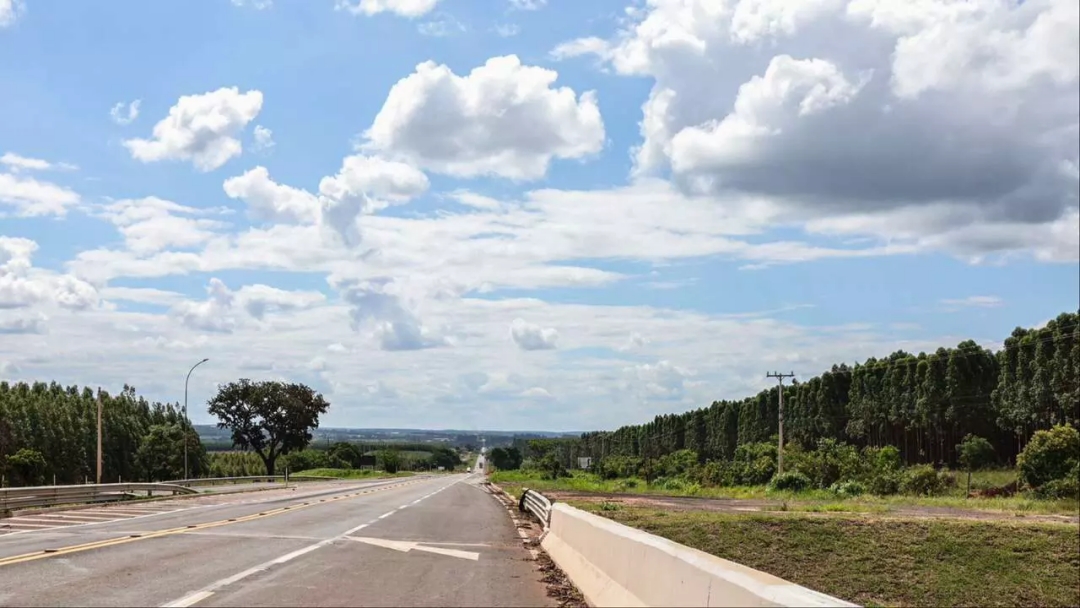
<box><xmin>1</xmin><ymin>0</ymin><xmax>1077</xmax><ymax>431</ymax></box>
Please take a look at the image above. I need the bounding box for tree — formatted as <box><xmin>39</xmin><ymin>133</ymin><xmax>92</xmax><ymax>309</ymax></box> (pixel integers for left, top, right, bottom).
<box><xmin>136</xmin><ymin>423</ymin><xmax>194</xmax><ymax>482</ymax></box>
<box><xmin>489</xmin><ymin>446</ymin><xmax>523</xmax><ymax>471</ymax></box>
<box><xmin>377</xmin><ymin>449</ymin><xmax>402</xmax><ymax>474</ymax></box>
<box><xmin>956</xmin><ymin>434</ymin><xmax>995</xmax><ymax>496</ymax></box>
<box><xmin>206</xmin><ymin>380</ymin><xmax>330</xmax><ymax>475</ymax></box>
<box><xmin>328</xmin><ymin>442</ymin><xmax>363</xmax><ymax>469</ymax></box>
<box><xmin>6</xmin><ymin>448</ymin><xmax>47</xmax><ymax>486</ymax></box>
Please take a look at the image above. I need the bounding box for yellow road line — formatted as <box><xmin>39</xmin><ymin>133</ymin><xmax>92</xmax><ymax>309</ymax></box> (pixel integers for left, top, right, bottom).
<box><xmin>0</xmin><ymin>480</ymin><xmax>420</xmax><ymax>568</ymax></box>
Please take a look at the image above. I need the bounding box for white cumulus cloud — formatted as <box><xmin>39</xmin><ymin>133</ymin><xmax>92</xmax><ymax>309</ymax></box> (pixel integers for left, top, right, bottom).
<box><xmin>364</xmin><ymin>55</ymin><xmax>604</xmax><ymax>180</ymax></box>
<box><xmin>335</xmin><ymin>0</ymin><xmax>440</xmax><ymax>18</ymax></box>
<box><xmin>553</xmin><ymin>0</ymin><xmax>1079</xmax><ymax>262</ymax></box>
<box><xmin>123</xmin><ymin>87</ymin><xmax>264</xmax><ymax>172</ymax></box>
<box><xmin>510</xmin><ymin>318</ymin><xmax>558</xmax><ymax>350</ymax></box>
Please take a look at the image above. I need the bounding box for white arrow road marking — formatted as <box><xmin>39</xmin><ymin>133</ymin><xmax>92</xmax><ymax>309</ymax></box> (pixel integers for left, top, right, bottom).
<box><xmin>346</xmin><ymin>536</ymin><xmax>480</xmax><ymax>561</ymax></box>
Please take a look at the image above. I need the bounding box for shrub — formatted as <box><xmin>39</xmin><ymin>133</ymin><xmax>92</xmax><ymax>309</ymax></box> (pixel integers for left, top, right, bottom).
<box><xmin>691</xmin><ymin>460</ymin><xmax>736</xmax><ymax>487</ymax></box>
<box><xmin>733</xmin><ymin>442</ymin><xmax>777</xmax><ymax>485</ymax></box>
<box><xmin>1017</xmin><ymin>425</ymin><xmax>1080</xmax><ymax>490</ymax></box>
<box><xmin>866</xmin><ymin>470</ymin><xmax>902</xmax><ymax>495</ymax></box>
<box><xmin>829</xmin><ymin>480</ymin><xmax>866</xmax><ymax>498</ymax></box>
<box><xmin>653</xmin><ymin>476</ymin><xmax>702</xmax><ymax>494</ymax></box>
<box><xmin>615</xmin><ymin>478</ymin><xmax>638</xmax><ymax>491</ymax></box>
<box><xmin>864</xmin><ymin>445</ymin><xmax>902</xmax><ymax>473</ymax></box>
<box><xmin>656</xmin><ymin>449</ymin><xmax>700</xmax><ymax>478</ymax></box>
<box><xmin>901</xmin><ymin>464</ymin><xmax>948</xmax><ymax>496</ymax></box>
<box><xmin>537</xmin><ymin>453</ymin><xmax>570</xmax><ymax>480</ymax></box>
<box><xmin>1035</xmin><ymin>476</ymin><xmax>1080</xmax><ymax>500</ymax></box>
<box><xmin>768</xmin><ymin>471</ymin><xmax>812</xmax><ymax>492</ymax></box>
<box><xmin>802</xmin><ymin>439</ymin><xmax>864</xmax><ymax>489</ymax></box>
<box><xmin>597</xmin><ymin>456</ymin><xmax>642</xmax><ymax>480</ymax></box>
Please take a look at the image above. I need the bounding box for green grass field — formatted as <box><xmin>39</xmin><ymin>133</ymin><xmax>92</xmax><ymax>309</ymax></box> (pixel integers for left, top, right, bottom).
<box><xmin>490</xmin><ymin>469</ymin><xmax>1080</xmax><ymax>515</ymax></box>
<box><xmin>292</xmin><ymin>468</ymin><xmax>415</xmax><ymax>479</ymax></box>
<box><xmin>577</xmin><ymin>503</ymin><xmax>1080</xmax><ymax>607</ymax></box>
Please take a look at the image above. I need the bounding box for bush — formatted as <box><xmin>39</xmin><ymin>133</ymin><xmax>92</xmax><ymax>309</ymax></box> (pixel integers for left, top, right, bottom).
<box><xmin>281</xmin><ymin>449</ymin><xmax>329</xmax><ymax>473</ymax></box>
<box><xmin>829</xmin><ymin>480</ymin><xmax>866</xmax><ymax>498</ymax></box>
<box><xmin>866</xmin><ymin>470</ymin><xmax>902</xmax><ymax>495</ymax></box>
<box><xmin>733</xmin><ymin>442</ymin><xmax>777</xmax><ymax>485</ymax></box>
<box><xmin>1035</xmin><ymin>476</ymin><xmax>1080</xmax><ymax>500</ymax></box>
<box><xmin>801</xmin><ymin>439</ymin><xmax>863</xmax><ymax>489</ymax></box>
<box><xmin>901</xmin><ymin>464</ymin><xmax>948</xmax><ymax>496</ymax></box>
<box><xmin>1017</xmin><ymin>425</ymin><xmax>1080</xmax><ymax>490</ymax></box>
<box><xmin>537</xmin><ymin>453</ymin><xmax>570</xmax><ymax>480</ymax></box>
<box><xmin>597</xmin><ymin>456</ymin><xmax>642</xmax><ymax>480</ymax></box>
<box><xmin>768</xmin><ymin>471</ymin><xmax>812</xmax><ymax>492</ymax></box>
<box><xmin>656</xmin><ymin>449</ymin><xmax>700</xmax><ymax>478</ymax></box>
<box><xmin>615</xmin><ymin>478</ymin><xmax>638</xmax><ymax>491</ymax></box>
<box><xmin>691</xmin><ymin>460</ymin><xmax>736</xmax><ymax>487</ymax></box>
<box><xmin>652</xmin><ymin>476</ymin><xmax>701</xmax><ymax>494</ymax></box>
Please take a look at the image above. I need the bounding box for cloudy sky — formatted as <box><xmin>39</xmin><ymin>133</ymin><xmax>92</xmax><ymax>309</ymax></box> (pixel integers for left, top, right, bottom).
<box><xmin>1</xmin><ymin>0</ymin><xmax>1077</xmax><ymax>432</ymax></box>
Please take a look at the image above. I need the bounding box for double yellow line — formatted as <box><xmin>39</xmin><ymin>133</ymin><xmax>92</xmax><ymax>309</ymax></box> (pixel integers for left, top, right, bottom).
<box><xmin>0</xmin><ymin>479</ymin><xmax>420</xmax><ymax>568</ymax></box>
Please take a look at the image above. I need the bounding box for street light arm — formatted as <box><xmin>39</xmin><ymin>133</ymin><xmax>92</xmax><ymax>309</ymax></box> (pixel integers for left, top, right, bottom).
<box><xmin>183</xmin><ymin>357</ymin><xmax>209</xmax><ymax>481</ymax></box>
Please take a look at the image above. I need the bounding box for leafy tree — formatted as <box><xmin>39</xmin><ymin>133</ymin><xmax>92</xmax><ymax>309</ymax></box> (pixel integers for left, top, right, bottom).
<box><xmin>956</xmin><ymin>434</ymin><xmax>996</xmax><ymax>495</ymax></box>
<box><xmin>1016</xmin><ymin>424</ymin><xmax>1080</xmax><ymax>490</ymax></box>
<box><xmin>377</xmin><ymin>449</ymin><xmax>402</xmax><ymax>474</ymax></box>
<box><xmin>137</xmin><ymin>424</ymin><xmax>186</xmax><ymax>481</ymax></box>
<box><xmin>489</xmin><ymin>446</ymin><xmax>523</xmax><ymax>471</ymax></box>
<box><xmin>328</xmin><ymin>442</ymin><xmax>363</xmax><ymax>469</ymax></box>
<box><xmin>206</xmin><ymin>380</ymin><xmax>330</xmax><ymax>475</ymax></box>
<box><xmin>6</xmin><ymin>448</ymin><xmax>47</xmax><ymax>486</ymax></box>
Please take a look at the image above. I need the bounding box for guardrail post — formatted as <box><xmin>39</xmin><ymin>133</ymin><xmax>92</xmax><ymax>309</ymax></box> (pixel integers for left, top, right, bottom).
<box><xmin>519</xmin><ymin>488</ymin><xmax>529</xmax><ymax>513</ymax></box>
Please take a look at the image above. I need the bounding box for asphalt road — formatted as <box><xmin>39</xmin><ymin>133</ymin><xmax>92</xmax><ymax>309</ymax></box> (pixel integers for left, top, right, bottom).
<box><xmin>0</xmin><ymin>474</ymin><xmax>553</xmax><ymax>607</ymax></box>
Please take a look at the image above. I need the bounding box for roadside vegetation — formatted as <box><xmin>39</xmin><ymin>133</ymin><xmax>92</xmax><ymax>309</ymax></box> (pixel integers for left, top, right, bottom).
<box><xmin>492</xmin><ymin>425</ymin><xmax>1080</xmax><ymax>515</ymax></box>
<box><xmin>577</xmin><ymin>503</ymin><xmax>1079</xmax><ymax>608</ymax></box>
<box><xmin>491</xmin><ymin>312</ymin><xmax>1079</xmax><ymax>515</ymax></box>
<box><xmin>291</xmin><ymin>468</ymin><xmax>414</xmax><ymax>479</ymax></box>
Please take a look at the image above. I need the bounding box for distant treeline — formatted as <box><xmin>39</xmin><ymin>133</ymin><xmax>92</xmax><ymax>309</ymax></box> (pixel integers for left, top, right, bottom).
<box><xmin>532</xmin><ymin>311</ymin><xmax>1079</xmax><ymax>470</ymax></box>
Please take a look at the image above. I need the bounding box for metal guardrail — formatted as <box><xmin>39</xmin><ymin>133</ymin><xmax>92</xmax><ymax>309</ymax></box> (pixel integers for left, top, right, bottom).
<box><xmin>0</xmin><ymin>474</ymin><xmax>347</xmax><ymax>515</ymax></box>
<box><xmin>518</xmin><ymin>487</ymin><xmax>553</xmax><ymax>529</ymax></box>
<box><xmin>0</xmin><ymin>482</ymin><xmax>197</xmax><ymax>514</ymax></box>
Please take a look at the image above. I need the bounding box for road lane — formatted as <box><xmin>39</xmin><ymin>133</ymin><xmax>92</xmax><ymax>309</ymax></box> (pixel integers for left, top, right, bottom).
<box><xmin>0</xmin><ymin>476</ymin><xmax>439</xmax><ymax>606</ymax></box>
<box><xmin>199</xmin><ymin>478</ymin><xmax>552</xmax><ymax>607</ymax></box>
<box><xmin>0</xmin><ymin>474</ymin><xmax>553</xmax><ymax>607</ymax></box>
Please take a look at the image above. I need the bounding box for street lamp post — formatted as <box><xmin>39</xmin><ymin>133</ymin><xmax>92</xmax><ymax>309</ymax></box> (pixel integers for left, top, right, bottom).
<box><xmin>184</xmin><ymin>358</ymin><xmax>210</xmax><ymax>480</ymax></box>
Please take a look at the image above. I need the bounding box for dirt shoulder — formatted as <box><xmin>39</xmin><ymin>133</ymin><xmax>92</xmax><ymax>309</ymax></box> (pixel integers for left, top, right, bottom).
<box><xmin>541</xmin><ymin>489</ymin><xmax>1080</xmax><ymax>525</ymax></box>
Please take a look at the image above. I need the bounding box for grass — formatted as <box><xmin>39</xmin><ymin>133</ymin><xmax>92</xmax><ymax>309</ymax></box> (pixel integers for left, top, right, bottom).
<box><xmin>489</xmin><ymin>469</ymin><xmax>1080</xmax><ymax>516</ymax></box>
<box><xmin>292</xmin><ymin>468</ymin><xmax>414</xmax><ymax>479</ymax></box>
<box><xmin>576</xmin><ymin>503</ymin><xmax>1080</xmax><ymax>608</ymax></box>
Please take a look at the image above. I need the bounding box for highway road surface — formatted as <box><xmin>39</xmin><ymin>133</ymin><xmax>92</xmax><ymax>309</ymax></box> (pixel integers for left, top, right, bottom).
<box><xmin>0</xmin><ymin>474</ymin><xmax>554</xmax><ymax>607</ymax></box>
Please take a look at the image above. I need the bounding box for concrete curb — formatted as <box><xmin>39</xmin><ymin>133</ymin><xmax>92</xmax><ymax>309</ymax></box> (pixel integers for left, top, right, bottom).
<box><xmin>542</xmin><ymin>502</ymin><xmax>861</xmax><ymax>608</ymax></box>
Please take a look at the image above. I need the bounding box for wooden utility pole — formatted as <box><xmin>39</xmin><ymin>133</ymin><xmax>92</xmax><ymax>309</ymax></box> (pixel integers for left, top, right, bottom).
<box><xmin>96</xmin><ymin>391</ymin><xmax>103</xmax><ymax>484</ymax></box>
<box><xmin>767</xmin><ymin>372</ymin><xmax>795</xmax><ymax>475</ymax></box>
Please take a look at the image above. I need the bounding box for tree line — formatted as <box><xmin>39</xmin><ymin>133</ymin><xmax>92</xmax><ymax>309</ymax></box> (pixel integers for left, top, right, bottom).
<box><xmin>547</xmin><ymin>311</ymin><xmax>1079</xmax><ymax>471</ymax></box>
<box><xmin>0</xmin><ymin>383</ymin><xmax>208</xmax><ymax>486</ymax></box>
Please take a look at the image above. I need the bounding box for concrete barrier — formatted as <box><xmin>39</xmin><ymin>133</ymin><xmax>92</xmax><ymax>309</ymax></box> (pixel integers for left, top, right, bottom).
<box><xmin>541</xmin><ymin>503</ymin><xmax>859</xmax><ymax>608</ymax></box>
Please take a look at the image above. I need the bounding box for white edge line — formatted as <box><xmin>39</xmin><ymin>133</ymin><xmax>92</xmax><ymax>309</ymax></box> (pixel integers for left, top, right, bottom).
<box><xmin>162</xmin><ymin>590</ymin><xmax>214</xmax><ymax>608</ymax></box>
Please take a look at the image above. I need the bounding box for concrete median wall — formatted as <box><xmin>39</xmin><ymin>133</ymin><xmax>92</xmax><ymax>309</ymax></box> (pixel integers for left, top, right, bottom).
<box><xmin>541</xmin><ymin>503</ymin><xmax>859</xmax><ymax>608</ymax></box>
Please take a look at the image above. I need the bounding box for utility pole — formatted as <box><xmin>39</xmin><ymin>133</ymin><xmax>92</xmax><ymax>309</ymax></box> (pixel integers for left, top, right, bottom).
<box><xmin>767</xmin><ymin>371</ymin><xmax>796</xmax><ymax>475</ymax></box>
<box><xmin>96</xmin><ymin>390</ymin><xmax>103</xmax><ymax>484</ymax></box>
